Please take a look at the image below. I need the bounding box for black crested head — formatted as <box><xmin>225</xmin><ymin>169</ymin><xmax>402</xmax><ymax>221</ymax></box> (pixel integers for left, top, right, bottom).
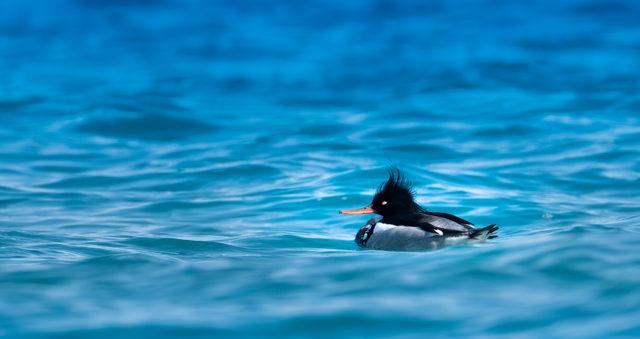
<box><xmin>370</xmin><ymin>168</ymin><xmax>423</xmax><ymax>217</ymax></box>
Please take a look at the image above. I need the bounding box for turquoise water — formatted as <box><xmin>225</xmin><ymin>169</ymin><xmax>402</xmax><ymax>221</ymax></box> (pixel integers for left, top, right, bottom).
<box><xmin>2</xmin><ymin>0</ymin><xmax>640</xmax><ymax>337</ymax></box>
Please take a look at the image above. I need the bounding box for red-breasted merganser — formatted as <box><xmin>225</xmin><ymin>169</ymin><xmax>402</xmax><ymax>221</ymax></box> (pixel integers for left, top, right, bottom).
<box><xmin>340</xmin><ymin>169</ymin><xmax>498</xmax><ymax>251</ymax></box>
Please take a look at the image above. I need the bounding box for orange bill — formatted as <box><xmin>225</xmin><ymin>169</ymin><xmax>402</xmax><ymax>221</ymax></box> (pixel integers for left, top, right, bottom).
<box><xmin>339</xmin><ymin>205</ymin><xmax>375</xmax><ymax>215</ymax></box>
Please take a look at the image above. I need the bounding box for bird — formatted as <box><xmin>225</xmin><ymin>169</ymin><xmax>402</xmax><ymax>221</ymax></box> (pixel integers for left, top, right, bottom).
<box><xmin>340</xmin><ymin>168</ymin><xmax>498</xmax><ymax>251</ymax></box>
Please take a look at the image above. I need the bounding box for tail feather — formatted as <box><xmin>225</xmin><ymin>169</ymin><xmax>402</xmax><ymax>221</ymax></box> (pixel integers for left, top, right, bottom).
<box><xmin>469</xmin><ymin>224</ymin><xmax>499</xmax><ymax>240</ymax></box>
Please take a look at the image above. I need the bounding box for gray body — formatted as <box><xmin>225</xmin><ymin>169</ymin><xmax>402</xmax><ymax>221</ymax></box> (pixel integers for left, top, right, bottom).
<box><xmin>356</xmin><ymin>218</ymin><xmax>491</xmax><ymax>251</ymax></box>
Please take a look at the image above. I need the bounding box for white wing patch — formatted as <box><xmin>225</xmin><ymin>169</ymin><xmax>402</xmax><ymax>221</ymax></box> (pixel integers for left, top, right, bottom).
<box><xmin>373</xmin><ymin>222</ymin><xmax>442</xmax><ymax>236</ymax></box>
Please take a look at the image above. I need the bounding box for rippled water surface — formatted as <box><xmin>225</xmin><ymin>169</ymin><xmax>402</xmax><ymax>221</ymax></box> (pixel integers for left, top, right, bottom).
<box><xmin>2</xmin><ymin>0</ymin><xmax>640</xmax><ymax>337</ymax></box>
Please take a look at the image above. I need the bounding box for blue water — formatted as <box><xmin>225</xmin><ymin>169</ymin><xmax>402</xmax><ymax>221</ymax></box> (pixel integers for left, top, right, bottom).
<box><xmin>1</xmin><ymin>0</ymin><xmax>640</xmax><ymax>337</ymax></box>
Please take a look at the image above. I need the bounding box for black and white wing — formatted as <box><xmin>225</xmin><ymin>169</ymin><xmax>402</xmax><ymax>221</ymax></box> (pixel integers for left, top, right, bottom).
<box><xmin>422</xmin><ymin>212</ymin><xmax>475</xmax><ymax>233</ymax></box>
<box><xmin>381</xmin><ymin>212</ymin><xmax>474</xmax><ymax>236</ymax></box>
